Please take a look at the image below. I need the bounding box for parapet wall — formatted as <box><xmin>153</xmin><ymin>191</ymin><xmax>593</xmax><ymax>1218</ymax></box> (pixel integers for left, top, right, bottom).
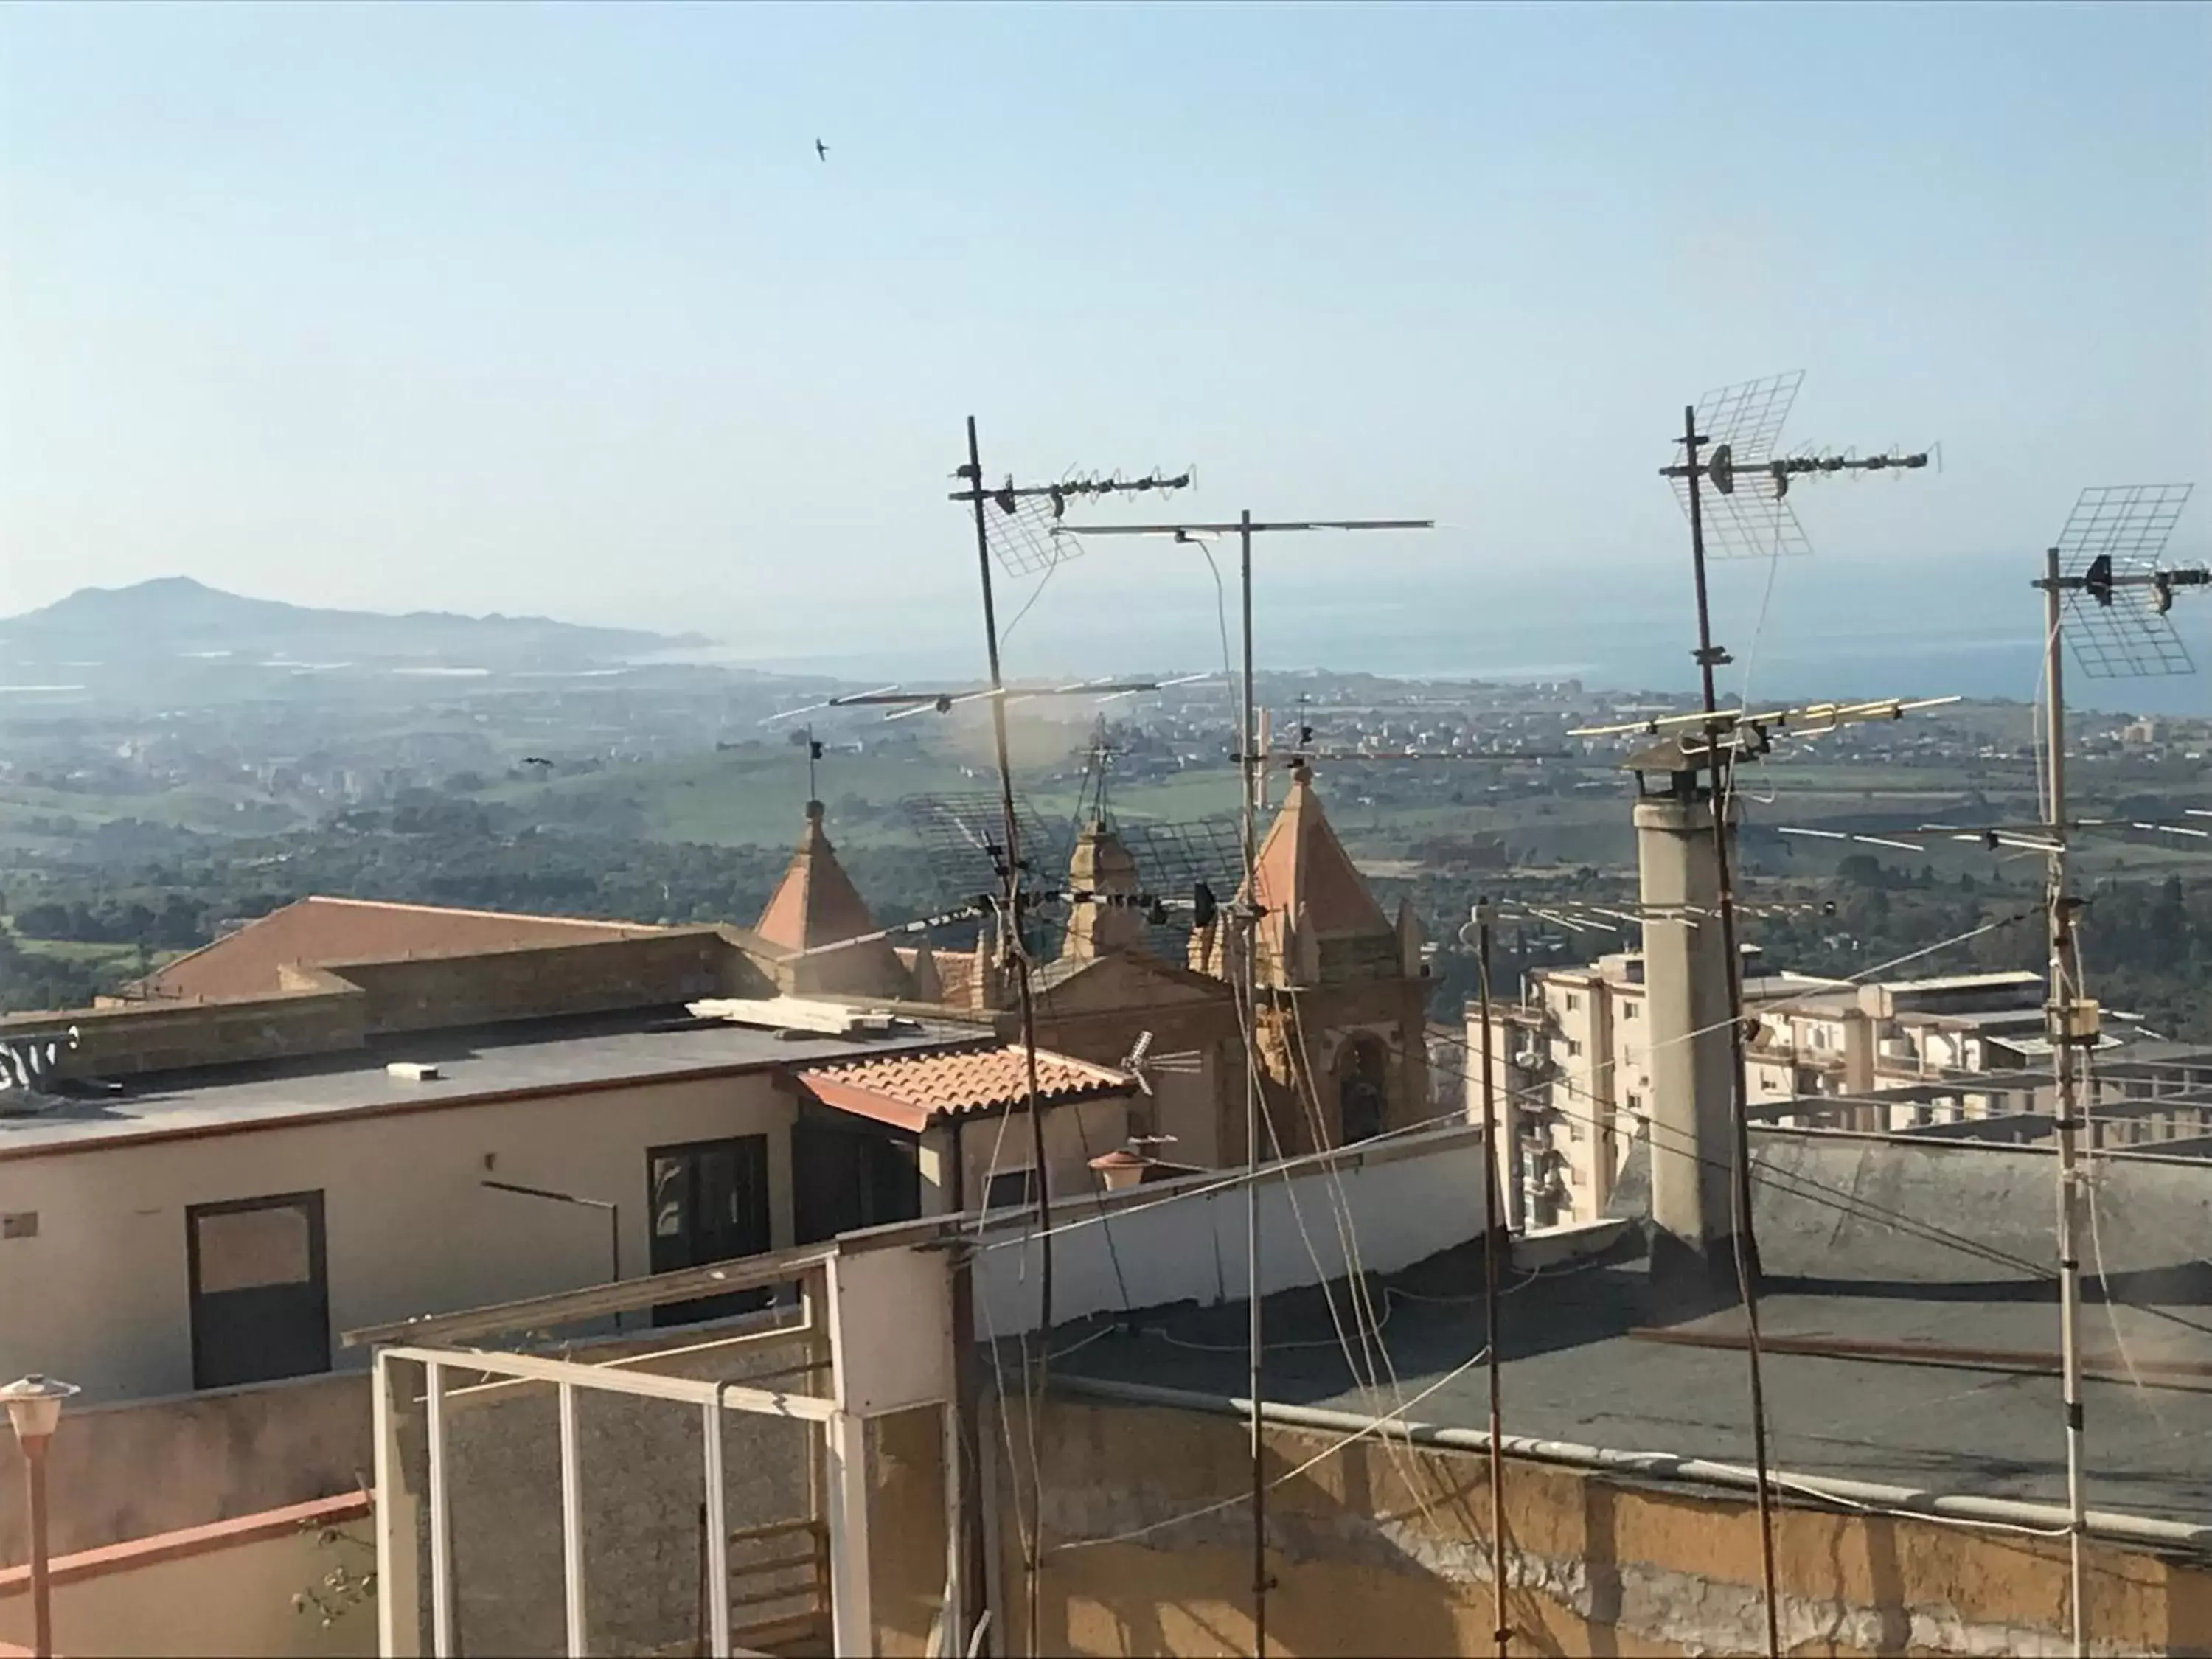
<box><xmin>1009</xmin><ymin>1392</ymin><xmax>2212</xmax><ymax>1656</ymax></box>
<box><xmin>0</xmin><ymin>986</ymin><xmax>371</xmax><ymax>1077</ymax></box>
<box><xmin>334</xmin><ymin>928</ymin><xmax>740</xmax><ymax>1034</ymax></box>
<box><xmin>0</xmin><ymin>928</ymin><xmax>787</xmax><ymax>1079</ymax></box>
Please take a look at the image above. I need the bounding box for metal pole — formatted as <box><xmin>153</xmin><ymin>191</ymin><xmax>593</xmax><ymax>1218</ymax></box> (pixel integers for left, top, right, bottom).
<box><xmin>2044</xmin><ymin>544</ymin><xmax>2089</xmax><ymax>1658</ymax></box>
<box><xmin>1681</xmin><ymin>403</ymin><xmax>1782</xmax><ymax>1659</ymax></box>
<box><xmin>1477</xmin><ymin>908</ymin><xmax>1509</xmax><ymax>1659</ymax></box>
<box><xmin>427</xmin><ymin>1360</ymin><xmax>454</xmax><ymax>1659</ymax></box>
<box><xmin>24</xmin><ymin>1433</ymin><xmax>51</xmax><ymax>1659</ymax></box>
<box><xmin>558</xmin><ymin>1382</ymin><xmax>587</xmax><ymax>1658</ymax></box>
<box><xmin>1239</xmin><ymin>507</ymin><xmax>1268</xmax><ymax>1659</ymax></box>
<box><xmin>704</xmin><ymin>1391</ymin><xmax>732</xmax><ymax>1659</ymax></box>
<box><xmin>963</xmin><ymin>416</ymin><xmax>1053</xmax><ymax>1657</ymax></box>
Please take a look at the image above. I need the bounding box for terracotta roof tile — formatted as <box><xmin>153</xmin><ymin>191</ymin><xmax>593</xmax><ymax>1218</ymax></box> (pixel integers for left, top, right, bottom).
<box><xmin>798</xmin><ymin>1044</ymin><xmax>1132</xmax><ymax>1133</ymax></box>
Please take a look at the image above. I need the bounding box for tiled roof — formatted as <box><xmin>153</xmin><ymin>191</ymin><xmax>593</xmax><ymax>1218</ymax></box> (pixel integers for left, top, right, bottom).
<box><xmin>139</xmin><ymin>897</ymin><xmax>660</xmax><ymax>1001</ymax></box>
<box><xmin>799</xmin><ymin>1044</ymin><xmax>1133</xmax><ymax>1133</ymax></box>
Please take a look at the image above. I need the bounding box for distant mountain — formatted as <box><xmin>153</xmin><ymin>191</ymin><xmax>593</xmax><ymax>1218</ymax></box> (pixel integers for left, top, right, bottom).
<box><xmin>0</xmin><ymin>577</ymin><xmax>710</xmax><ymax>666</ymax></box>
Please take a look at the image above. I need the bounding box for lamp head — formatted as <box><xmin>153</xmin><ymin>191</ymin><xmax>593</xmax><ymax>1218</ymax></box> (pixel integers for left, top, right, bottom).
<box><xmin>1</xmin><ymin>1374</ymin><xmax>80</xmax><ymax>1441</ymax></box>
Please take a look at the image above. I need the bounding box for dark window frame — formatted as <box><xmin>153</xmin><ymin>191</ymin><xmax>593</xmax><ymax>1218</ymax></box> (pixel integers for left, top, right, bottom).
<box><xmin>185</xmin><ymin>1189</ymin><xmax>330</xmax><ymax>1391</ymax></box>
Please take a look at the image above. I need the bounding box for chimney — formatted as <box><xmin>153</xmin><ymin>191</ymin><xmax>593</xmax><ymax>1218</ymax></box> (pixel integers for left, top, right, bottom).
<box><xmin>1627</xmin><ymin>738</ymin><xmax>1743</xmax><ymax>1304</ymax></box>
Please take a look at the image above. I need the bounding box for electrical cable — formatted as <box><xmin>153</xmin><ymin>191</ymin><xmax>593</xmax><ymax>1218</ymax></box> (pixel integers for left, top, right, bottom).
<box><xmin>1047</xmin><ymin>1340</ymin><xmax>1496</xmax><ymax>1557</ymax></box>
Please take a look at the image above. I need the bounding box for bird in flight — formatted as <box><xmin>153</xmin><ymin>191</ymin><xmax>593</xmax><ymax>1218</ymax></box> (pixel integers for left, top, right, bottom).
<box><xmin>815</xmin><ymin>138</ymin><xmax>829</xmax><ymax>161</ymax></box>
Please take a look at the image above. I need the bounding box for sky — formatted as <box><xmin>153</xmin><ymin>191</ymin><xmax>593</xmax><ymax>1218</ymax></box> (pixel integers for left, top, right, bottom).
<box><xmin>4</xmin><ymin>1</ymin><xmax>2208</xmax><ymax>692</ymax></box>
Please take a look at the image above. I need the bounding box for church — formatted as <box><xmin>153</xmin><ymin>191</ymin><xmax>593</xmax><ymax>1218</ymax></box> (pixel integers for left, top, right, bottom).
<box><xmin>744</xmin><ymin>759</ymin><xmax>1433</xmax><ymax>1175</ymax></box>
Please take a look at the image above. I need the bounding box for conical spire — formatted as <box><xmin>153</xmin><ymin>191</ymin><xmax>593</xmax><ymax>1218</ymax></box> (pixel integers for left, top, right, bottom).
<box><xmin>757</xmin><ymin>801</ymin><xmax>905</xmax><ymax>995</ymax></box>
<box><xmin>1239</xmin><ymin>762</ymin><xmax>1397</xmax><ymax>986</ymax></box>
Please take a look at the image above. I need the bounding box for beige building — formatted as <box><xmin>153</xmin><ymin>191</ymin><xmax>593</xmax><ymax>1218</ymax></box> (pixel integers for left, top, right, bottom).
<box><xmin>0</xmin><ymin>1013</ymin><xmax>979</xmax><ymax>1404</ymax></box>
<box><xmin>1471</xmin><ymin>952</ymin><xmax>2053</xmax><ymax>1226</ymax></box>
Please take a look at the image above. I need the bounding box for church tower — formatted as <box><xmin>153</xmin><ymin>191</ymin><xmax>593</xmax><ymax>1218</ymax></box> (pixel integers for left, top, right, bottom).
<box><xmin>1192</xmin><ymin>762</ymin><xmax>1430</xmax><ymax>1154</ymax></box>
<box><xmin>1061</xmin><ymin>817</ymin><xmax>1148</xmax><ymax>961</ymax></box>
<box><xmin>755</xmin><ymin>801</ymin><xmax>909</xmax><ymax>1000</ymax></box>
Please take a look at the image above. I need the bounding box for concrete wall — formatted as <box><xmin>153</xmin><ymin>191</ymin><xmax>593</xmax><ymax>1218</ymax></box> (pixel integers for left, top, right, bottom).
<box><xmin>997</xmin><ymin>1393</ymin><xmax>2212</xmax><ymax>1657</ymax></box>
<box><xmin>975</xmin><ymin>1124</ymin><xmax>1489</xmax><ymax>1340</ymax></box>
<box><xmin>337</xmin><ymin>928</ymin><xmax>735</xmax><ymax>1034</ymax></box>
<box><xmin>0</xmin><ymin>1071</ymin><xmax>798</xmax><ymax>1403</ymax></box>
<box><xmin>946</xmin><ymin>1097</ymin><xmax>1135</xmax><ymax>1212</ymax></box>
<box><xmin>0</xmin><ymin>988</ymin><xmax>371</xmax><ymax>1077</ymax></box>
<box><xmin>0</xmin><ymin>1493</ymin><xmax>373</xmax><ymax>1659</ymax></box>
<box><xmin>0</xmin><ymin>1368</ymin><xmax>372</xmax><ymax>1566</ymax></box>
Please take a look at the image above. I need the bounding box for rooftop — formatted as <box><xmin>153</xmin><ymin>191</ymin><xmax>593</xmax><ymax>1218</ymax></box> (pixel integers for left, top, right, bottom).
<box><xmin>798</xmin><ymin>1043</ymin><xmax>1133</xmax><ymax>1133</ymax></box>
<box><xmin>0</xmin><ymin>1010</ymin><xmax>977</xmax><ymax>1159</ymax></box>
<box><xmin>136</xmin><ymin>894</ymin><xmax>663</xmax><ymax>1001</ymax></box>
<box><xmin>1048</xmin><ymin>1127</ymin><xmax>2212</xmax><ymax>1528</ymax></box>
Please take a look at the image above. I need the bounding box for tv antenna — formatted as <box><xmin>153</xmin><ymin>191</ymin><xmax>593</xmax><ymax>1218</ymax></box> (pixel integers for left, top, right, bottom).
<box><xmin>1761</xmin><ymin>484</ymin><xmax>2202</xmax><ymax>1659</ymax></box>
<box><xmin>947</xmin><ymin>418</ymin><xmax>1193</xmax><ymax>1648</ymax></box>
<box><xmin>1057</xmin><ymin>505</ymin><xmax>1432</xmax><ymax>1659</ymax></box>
<box><xmin>2037</xmin><ymin>482</ymin><xmax>2199</xmax><ymax>1657</ymax></box>
<box><xmin>1658</xmin><ymin>371</ymin><xmax>1935</xmax><ymax>1659</ymax></box>
<box><xmin>759</xmin><ymin>675</ymin><xmax>1193</xmax><ymax>726</ymax></box>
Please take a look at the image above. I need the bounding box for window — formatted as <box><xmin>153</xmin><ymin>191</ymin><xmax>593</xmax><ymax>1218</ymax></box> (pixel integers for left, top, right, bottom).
<box><xmin>647</xmin><ymin>1137</ymin><xmax>772</xmax><ymax>1327</ymax></box>
<box><xmin>1564</xmin><ymin>993</ymin><xmax>1581</xmax><ymax>1012</ymax></box>
<box><xmin>187</xmin><ymin>1192</ymin><xmax>330</xmax><ymax>1390</ymax></box>
<box><xmin>1338</xmin><ymin>1037</ymin><xmax>1388</xmax><ymax>1145</ymax></box>
<box><xmin>985</xmin><ymin>1168</ymin><xmax>1037</xmax><ymax>1211</ymax></box>
<box><xmin>1625</xmin><ymin>1093</ymin><xmax>1643</xmax><ymax>1116</ymax></box>
<box><xmin>1568</xmin><ymin>1121</ymin><xmax>1585</xmax><ymax>1143</ymax></box>
<box><xmin>1622</xmin><ymin>1004</ymin><xmax>1639</xmax><ymax>1021</ymax></box>
<box><xmin>1565</xmin><ymin>1039</ymin><xmax>1583</xmax><ymax>1058</ymax></box>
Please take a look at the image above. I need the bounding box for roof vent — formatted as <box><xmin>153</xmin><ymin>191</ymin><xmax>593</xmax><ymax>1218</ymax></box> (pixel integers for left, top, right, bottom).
<box><xmin>386</xmin><ymin>1061</ymin><xmax>442</xmax><ymax>1083</ymax></box>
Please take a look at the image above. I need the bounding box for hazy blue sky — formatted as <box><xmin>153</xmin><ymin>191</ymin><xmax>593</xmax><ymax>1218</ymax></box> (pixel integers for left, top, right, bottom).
<box><xmin>4</xmin><ymin>1</ymin><xmax>2208</xmax><ymax>678</ymax></box>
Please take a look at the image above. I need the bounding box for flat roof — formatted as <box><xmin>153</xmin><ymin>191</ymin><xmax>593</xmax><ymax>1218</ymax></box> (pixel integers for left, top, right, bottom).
<box><xmin>1049</xmin><ymin>1130</ymin><xmax>2212</xmax><ymax>1528</ymax></box>
<box><xmin>0</xmin><ymin>1012</ymin><xmax>981</xmax><ymax>1160</ymax></box>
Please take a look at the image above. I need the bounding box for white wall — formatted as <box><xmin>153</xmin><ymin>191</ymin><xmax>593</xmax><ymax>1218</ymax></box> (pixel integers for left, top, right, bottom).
<box><xmin>973</xmin><ymin>1124</ymin><xmax>1489</xmax><ymax>1338</ymax></box>
<box><xmin>0</xmin><ymin>1075</ymin><xmax>796</xmax><ymax>1403</ymax></box>
<box><xmin>944</xmin><ymin>1097</ymin><xmax>1133</xmax><ymax>1211</ymax></box>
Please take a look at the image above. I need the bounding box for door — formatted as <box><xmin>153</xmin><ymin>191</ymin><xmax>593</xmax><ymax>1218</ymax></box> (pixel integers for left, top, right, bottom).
<box><xmin>187</xmin><ymin>1192</ymin><xmax>330</xmax><ymax>1390</ymax></box>
<box><xmin>648</xmin><ymin>1136</ymin><xmax>773</xmax><ymax>1326</ymax></box>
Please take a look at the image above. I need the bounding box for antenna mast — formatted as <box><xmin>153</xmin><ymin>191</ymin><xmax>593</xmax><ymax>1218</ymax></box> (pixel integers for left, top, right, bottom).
<box><xmin>1060</xmin><ymin>507</ymin><xmax>1433</xmax><ymax>1659</ymax></box>
<box><xmin>2034</xmin><ymin>481</ymin><xmax>2199</xmax><ymax>1658</ymax></box>
<box><xmin>1658</xmin><ymin>372</ymin><xmax>1933</xmax><ymax>1659</ymax></box>
<box><xmin>950</xmin><ymin>423</ymin><xmax>1191</xmax><ymax>1657</ymax></box>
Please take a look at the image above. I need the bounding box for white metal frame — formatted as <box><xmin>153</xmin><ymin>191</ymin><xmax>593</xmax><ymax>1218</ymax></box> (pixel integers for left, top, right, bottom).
<box><xmin>374</xmin><ymin>1343</ymin><xmax>869</xmax><ymax>1659</ymax></box>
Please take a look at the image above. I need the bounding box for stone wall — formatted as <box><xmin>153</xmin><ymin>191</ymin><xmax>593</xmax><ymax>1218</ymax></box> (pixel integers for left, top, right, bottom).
<box><xmin>998</xmin><ymin>1394</ymin><xmax>2212</xmax><ymax>1657</ymax></box>
<box><xmin>0</xmin><ymin>986</ymin><xmax>370</xmax><ymax>1077</ymax></box>
<box><xmin>338</xmin><ymin>928</ymin><xmax>740</xmax><ymax>1034</ymax></box>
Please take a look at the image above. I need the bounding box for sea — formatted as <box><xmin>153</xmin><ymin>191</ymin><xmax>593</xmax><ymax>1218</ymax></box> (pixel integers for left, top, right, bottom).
<box><xmin>664</xmin><ymin>548</ymin><xmax>2212</xmax><ymax>719</ymax></box>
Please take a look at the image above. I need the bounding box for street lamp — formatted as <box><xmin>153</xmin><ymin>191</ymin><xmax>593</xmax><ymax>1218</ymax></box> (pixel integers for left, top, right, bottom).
<box><xmin>2</xmin><ymin>1374</ymin><xmax>80</xmax><ymax>1659</ymax></box>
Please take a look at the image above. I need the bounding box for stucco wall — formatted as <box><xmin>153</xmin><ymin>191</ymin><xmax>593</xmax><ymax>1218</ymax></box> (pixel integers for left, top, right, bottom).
<box><xmin>0</xmin><ymin>1494</ymin><xmax>374</xmax><ymax>1659</ymax></box>
<box><xmin>0</xmin><ymin>1369</ymin><xmax>372</xmax><ymax>1567</ymax></box>
<box><xmin>996</xmin><ymin>1394</ymin><xmax>2212</xmax><ymax>1657</ymax></box>
<box><xmin>973</xmin><ymin>1124</ymin><xmax>1489</xmax><ymax>1340</ymax></box>
<box><xmin>0</xmin><ymin>1072</ymin><xmax>797</xmax><ymax>1406</ymax></box>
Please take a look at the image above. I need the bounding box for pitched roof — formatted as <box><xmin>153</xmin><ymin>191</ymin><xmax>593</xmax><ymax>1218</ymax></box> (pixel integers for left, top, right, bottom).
<box><xmin>798</xmin><ymin>1044</ymin><xmax>1133</xmax><ymax>1133</ymax></box>
<box><xmin>756</xmin><ymin>801</ymin><xmax>885</xmax><ymax>953</ymax></box>
<box><xmin>1242</xmin><ymin>762</ymin><xmax>1393</xmax><ymax>943</ymax></box>
<box><xmin>139</xmin><ymin>897</ymin><xmax>661</xmax><ymax>1002</ymax></box>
